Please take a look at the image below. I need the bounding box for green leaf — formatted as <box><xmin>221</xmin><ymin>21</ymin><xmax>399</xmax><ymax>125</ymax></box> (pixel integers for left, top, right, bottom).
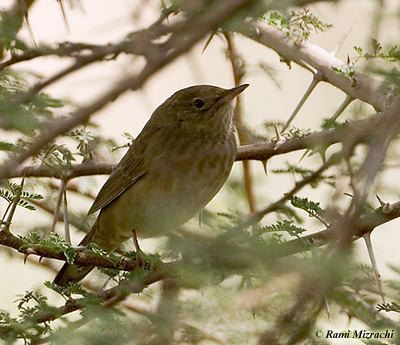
<box><xmin>70</xmin><ymin>128</ymin><xmax>95</xmax><ymax>159</ymax></box>
<box><xmin>263</xmin><ymin>9</ymin><xmax>332</xmax><ymax>42</ymax></box>
<box><xmin>44</xmin><ymin>281</ymin><xmax>94</xmax><ymax>298</ymax></box>
<box><xmin>19</xmin><ymin>231</ymin><xmax>42</xmax><ymax>244</ymax></box>
<box><xmin>0</xmin><ymin>141</ymin><xmax>16</xmax><ymax>151</ymax></box>
<box><xmin>377</xmin><ymin>302</ymin><xmax>400</xmax><ymax>313</ymax></box>
<box><xmin>388</xmin><ymin>45</ymin><xmax>400</xmax><ymax>61</ymax></box>
<box><xmin>20</xmin><ymin>191</ymin><xmax>44</xmax><ymax>200</ymax></box>
<box><xmin>371</xmin><ymin>38</ymin><xmax>382</xmax><ymax>56</ymax></box>
<box><xmin>332</xmin><ymin>66</ymin><xmax>356</xmax><ymax>79</ymax></box>
<box><xmin>255</xmin><ymin>219</ymin><xmax>306</xmax><ymax>238</ymax></box>
<box><xmin>0</xmin><ymin>189</ymin><xmax>13</xmax><ymax>203</ymax></box>
<box><xmin>19</xmin><ymin>232</ymin><xmax>77</xmax><ymax>264</ymax></box>
<box><xmin>0</xmin><ymin>182</ymin><xmax>43</xmax><ymax>212</ymax></box>
<box><xmin>291</xmin><ymin>196</ymin><xmax>323</xmax><ymax>218</ymax></box>
<box><xmin>354</xmin><ymin>46</ymin><xmax>364</xmax><ymax>56</ymax></box>
<box><xmin>45</xmin><ymin>232</ymin><xmax>76</xmax><ymax>264</ymax></box>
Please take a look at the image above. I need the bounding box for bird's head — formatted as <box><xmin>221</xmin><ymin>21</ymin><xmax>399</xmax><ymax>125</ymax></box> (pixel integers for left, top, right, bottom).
<box><xmin>150</xmin><ymin>84</ymin><xmax>249</xmax><ymax>135</ymax></box>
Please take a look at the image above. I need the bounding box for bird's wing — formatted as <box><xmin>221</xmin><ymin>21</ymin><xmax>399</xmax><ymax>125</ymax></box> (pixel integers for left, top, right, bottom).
<box><xmin>87</xmin><ymin>124</ymin><xmax>157</xmax><ymax>215</ymax></box>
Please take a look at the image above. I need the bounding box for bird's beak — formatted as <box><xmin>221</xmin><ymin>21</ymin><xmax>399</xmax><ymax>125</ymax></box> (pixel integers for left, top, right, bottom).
<box><xmin>216</xmin><ymin>84</ymin><xmax>249</xmax><ymax>107</ymax></box>
<box><xmin>226</xmin><ymin>84</ymin><xmax>250</xmax><ymax>100</ymax></box>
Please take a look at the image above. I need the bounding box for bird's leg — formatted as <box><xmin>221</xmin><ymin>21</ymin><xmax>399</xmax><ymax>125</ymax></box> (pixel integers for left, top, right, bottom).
<box><xmin>131</xmin><ymin>229</ymin><xmax>144</xmax><ymax>267</ymax></box>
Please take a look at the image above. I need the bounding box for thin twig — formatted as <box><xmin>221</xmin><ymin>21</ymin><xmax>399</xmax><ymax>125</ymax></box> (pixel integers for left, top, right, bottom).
<box><xmin>336</xmin><ymin>96</ymin><xmax>400</xmax><ymax>245</ymax></box>
<box><xmin>330</xmin><ymin>94</ymin><xmax>353</xmax><ymax>121</ymax></box>
<box><xmin>63</xmin><ymin>186</ymin><xmax>70</xmax><ymax>243</ymax></box>
<box><xmin>51</xmin><ymin>179</ymin><xmax>65</xmax><ymax>235</ymax></box>
<box><xmin>281</xmin><ymin>70</ymin><xmax>323</xmax><ymax>132</ymax></box>
<box><xmin>0</xmin><ymin>229</ymin><xmax>142</xmax><ymax>271</ymax></box>
<box><xmin>245</xmin><ymin>153</ymin><xmax>340</xmax><ymax>225</ymax></box>
<box><xmin>0</xmin><ymin>111</ymin><xmax>385</xmax><ymax>181</ymax></box>
<box><xmin>1</xmin><ymin>177</ymin><xmax>25</xmax><ymax>233</ymax></box>
<box><xmin>225</xmin><ymin>32</ymin><xmax>257</xmax><ymax>212</ymax></box>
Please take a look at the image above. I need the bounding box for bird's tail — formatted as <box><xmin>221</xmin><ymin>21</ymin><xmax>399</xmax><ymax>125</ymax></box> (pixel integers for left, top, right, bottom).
<box><xmin>53</xmin><ymin>262</ymin><xmax>94</xmax><ymax>287</ymax></box>
<box><xmin>54</xmin><ymin>219</ymin><xmax>99</xmax><ymax>286</ymax></box>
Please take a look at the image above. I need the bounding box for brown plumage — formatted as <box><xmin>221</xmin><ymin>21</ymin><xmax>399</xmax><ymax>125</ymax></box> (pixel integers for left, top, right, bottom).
<box><xmin>54</xmin><ymin>84</ymin><xmax>248</xmax><ymax>286</ymax></box>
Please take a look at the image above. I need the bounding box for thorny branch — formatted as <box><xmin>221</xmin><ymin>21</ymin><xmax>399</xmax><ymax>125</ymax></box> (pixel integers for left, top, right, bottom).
<box><xmin>1</xmin><ymin>193</ymin><xmax>400</xmax><ymax>332</ymax></box>
<box><xmin>271</xmin><ymin>200</ymin><xmax>400</xmax><ymax>258</ymax></box>
<box><xmin>239</xmin><ymin>19</ymin><xmax>393</xmax><ymax>111</ymax></box>
<box><xmin>333</xmin><ymin>96</ymin><xmax>400</xmax><ymax>246</ymax></box>
<box><xmin>0</xmin><ymin>0</ymin><xmax>258</xmax><ymax>182</ymax></box>
<box><xmin>0</xmin><ymin>109</ymin><xmax>385</xmax><ymax>181</ymax></box>
<box><xmin>34</xmin><ymin>271</ymin><xmax>166</xmax><ymax>325</ymax></box>
<box><xmin>0</xmin><ymin>229</ymin><xmax>142</xmax><ymax>271</ymax></box>
<box><xmin>1</xmin><ymin>194</ymin><xmax>400</xmax><ymax>273</ymax></box>
<box><xmin>0</xmin><ymin>42</ymin><xmax>129</xmax><ymax>71</ymax></box>
<box><xmin>0</xmin><ymin>2</ymin><xmax>395</xmax><ymax>184</ymax></box>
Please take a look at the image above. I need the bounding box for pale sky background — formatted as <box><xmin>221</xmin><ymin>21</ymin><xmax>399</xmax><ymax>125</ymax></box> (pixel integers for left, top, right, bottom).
<box><xmin>1</xmin><ymin>1</ymin><xmax>400</xmax><ymax>344</ymax></box>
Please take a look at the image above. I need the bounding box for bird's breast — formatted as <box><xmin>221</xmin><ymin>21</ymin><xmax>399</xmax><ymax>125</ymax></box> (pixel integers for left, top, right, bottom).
<box><xmin>134</xmin><ymin>134</ymin><xmax>236</xmax><ymax>236</ymax></box>
<box><xmin>96</xmin><ymin>133</ymin><xmax>236</xmax><ymax>241</ymax></box>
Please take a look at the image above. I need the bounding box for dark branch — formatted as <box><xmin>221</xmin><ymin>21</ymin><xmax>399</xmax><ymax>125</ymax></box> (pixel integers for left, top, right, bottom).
<box><xmin>1</xmin><ymin>114</ymin><xmax>376</xmax><ymax>180</ymax></box>
<box><xmin>276</xmin><ymin>201</ymin><xmax>400</xmax><ymax>258</ymax></box>
<box><xmin>0</xmin><ymin>0</ymin><xmax>258</xmax><ymax>183</ymax></box>
<box><xmin>0</xmin><ymin>229</ymin><xmax>141</xmax><ymax>271</ymax></box>
<box><xmin>1</xmin><ymin>197</ymin><xmax>400</xmax><ymax>272</ymax></box>
<box><xmin>33</xmin><ymin>271</ymin><xmax>166</xmax><ymax>324</ymax></box>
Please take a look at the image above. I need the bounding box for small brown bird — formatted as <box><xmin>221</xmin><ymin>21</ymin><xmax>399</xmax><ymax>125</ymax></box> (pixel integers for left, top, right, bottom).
<box><xmin>54</xmin><ymin>84</ymin><xmax>249</xmax><ymax>286</ymax></box>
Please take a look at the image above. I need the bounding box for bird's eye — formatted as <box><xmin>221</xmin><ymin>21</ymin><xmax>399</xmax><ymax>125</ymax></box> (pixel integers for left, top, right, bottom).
<box><xmin>193</xmin><ymin>98</ymin><xmax>205</xmax><ymax>109</ymax></box>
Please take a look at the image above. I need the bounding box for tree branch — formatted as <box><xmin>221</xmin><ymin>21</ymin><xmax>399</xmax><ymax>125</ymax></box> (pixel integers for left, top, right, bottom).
<box><xmin>33</xmin><ymin>271</ymin><xmax>166</xmax><ymax>324</ymax></box>
<box><xmin>1</xmin><ymin>194</ymin><xmax>400</xmax><ymax>273</ymax></box>
<box><xmin>1</xmin><ymin>114</ymin><xmax>378</xmax><ymax>180</ymax></box>
<box><xmin>0</xmin><ymin>41</ymin><xmax>132</xmax><ymax>71</ymax></box>
<box><xmin>0</xmin><ymin>0</ymin><xmax>258</xmax><ymax>183</ymax></box>
<box><xmin>239</xmin><ymin>19</ymin><xmax>393</xmax><ymax>111</ymax></box>
<box><xmin>275</xmin><ymin>200</ymin><xmax>400</xmax><ymax>258</ymax></box>
<box><xmin>0</xmin><ymin>229</ymin><xmax>141</xmax><ymax>271</ymax></box>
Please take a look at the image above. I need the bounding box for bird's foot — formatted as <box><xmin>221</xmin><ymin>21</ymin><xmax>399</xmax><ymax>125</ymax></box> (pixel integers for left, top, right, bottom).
<box><xmin>131</xmin><ymin>229</ymin><xmax>145</xmax><ymax>268</ymax></box>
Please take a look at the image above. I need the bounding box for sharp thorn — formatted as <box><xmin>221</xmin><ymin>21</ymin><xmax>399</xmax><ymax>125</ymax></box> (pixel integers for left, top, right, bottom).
<box><xmin>324</xmin><ymin>296</ymin><xmax>331</xmax><ymax>323</ymax></box>
<box><xmin>376</xmin><ymin>195</ymin><xmax>393</xmax><ymax>213</ymax></box>
<box><xmin>262</xmin><ymin>160</ymin><xmax>268</xmax><ymax>175</ymax></box>
<box><xmin>363</xmin><ymin>232</ymin><xmax>385</xmax><ymax>303</ymax></box>
<box><xmin>274</xmin><ymin>124</ymin><xmax>286</xmax><ymax>150</ymax></box>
